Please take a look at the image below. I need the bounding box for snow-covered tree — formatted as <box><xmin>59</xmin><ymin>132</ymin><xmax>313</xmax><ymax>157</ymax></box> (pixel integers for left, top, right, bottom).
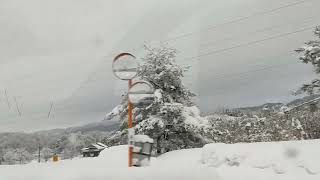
<box><xmin>62</xmin><ymin>144</ymin><xmax>78</xmax><ymax>159</ymax></box>
<box><xmin>16</xmin><ymin>148</ymin><xmax>33</xmax><ymax>164</ymax></box>
<box><xmin>3</xmin><ymin>149</ymin><xmax>17</xmax><ymax>165</ymax></box>
<box><xmin>51</xmin><ymin>135</ymin><xmax>69</xmax><ymax>154</ymax></box>
<box><xmin>0</xmin><ymin>149</ymin><xmax>5</xmax><ymax>165</ymax></box>
<box><xmin>41</xmin><ymin>147</ymin><xmax>53</xmax><ymax>162</ymax></box>
<box><xmin>60</xmin><ymin>133</ymin><xmax>83</xmax><ymax>159</ymax></box>
<box><xmin>106</xmin><ymin>46</ymin><xmax>209</xmax><ymax>153</ymax></box>
<box><xmin>3</xmin><ymin>148</ymin><xmax>32</xmax><ymax>164</ymax></box>
<box><xmin>295</xmin><ymin>26</ymin><xmax>320</xmax><ymax>94</ymax></box>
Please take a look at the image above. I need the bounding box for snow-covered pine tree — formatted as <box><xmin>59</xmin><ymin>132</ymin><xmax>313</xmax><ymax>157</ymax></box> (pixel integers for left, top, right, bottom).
<box><xmin>105</xmin><ymin>46</ymin><xmax>209</xmax><ymax>154</ymax></box>
<box><xmin>295</xmin><ymin>26</ymin><xmax>320</xmax><ymax>94</ymax></box>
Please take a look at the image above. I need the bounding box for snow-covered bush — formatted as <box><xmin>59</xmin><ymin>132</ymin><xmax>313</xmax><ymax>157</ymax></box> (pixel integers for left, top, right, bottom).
<box><xmin>205</xmin><ymin>114</ymin><xmax>273</xmax><ymax>143</ymax></box>
<box><xmin>285</xmin><ymin>109</ymin><xmax>320</xmax><ymax>139</ymax></box>
<box><xmin>204</xmin><ymin>105</ymin><xmax>320</xmax><ymax>144</ymax></box>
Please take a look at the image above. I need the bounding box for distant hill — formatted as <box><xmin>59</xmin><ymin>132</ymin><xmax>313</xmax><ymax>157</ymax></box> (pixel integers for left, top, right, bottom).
<box><xmin>32</xmin><ymin>120</ymin><xmax>119</xmax><ymax>137</ymax></box>
<box><xmin>227</xmin><ymin>94</ymin><xmax>320</xmax><ymax>115</ymax></box>
<box><xmin>203</xmin><ymin>94</ymin><xmax>320</xmax><ymax>115</ymax></box>
<box><xmin>286</xmin><ymin>94</ymin><xmax>320</xmax><ymax>107</ymax></box>
<box><xmin>235</xmin><ymin>103</ymin><xmax>284</xmax><ymax>114</ymax></box>
<box><xmin>66</xmin><ymin>120</ymin><xmax>119</xmax><ymax>133</ymax></box>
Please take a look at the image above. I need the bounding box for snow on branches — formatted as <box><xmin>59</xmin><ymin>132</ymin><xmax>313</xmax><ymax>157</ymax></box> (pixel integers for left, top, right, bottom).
<box><xmin>295</xmin><ymin>26</ymin><xmax>320</xmax><ymax>94</ymax></box>
<box><xmin>105</xmin><ymin>46</ymin><xmax>208</xmax><ymax>154</ymax></box>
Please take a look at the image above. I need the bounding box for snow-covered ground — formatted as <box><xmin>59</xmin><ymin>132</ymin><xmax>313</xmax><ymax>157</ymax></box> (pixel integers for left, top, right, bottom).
<box><xmin>1</xmin><ymin>140</ymin><xmax>319</xmax><ymax>180</ymax></box>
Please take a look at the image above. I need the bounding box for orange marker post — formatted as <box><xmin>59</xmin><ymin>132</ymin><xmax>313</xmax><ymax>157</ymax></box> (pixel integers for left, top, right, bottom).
<box><xmin>128</xmin><ymin>79</ymin><xmax>133</xmax><ymax>167</ymax></box>
<box><xmin>112</xmin><ymin>52</ymin><xmax>138</xmax><ymax>167</ymax></box>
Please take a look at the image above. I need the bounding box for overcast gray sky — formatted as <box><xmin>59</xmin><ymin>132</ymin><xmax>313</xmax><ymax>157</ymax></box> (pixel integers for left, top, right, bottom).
<box><xmin>0</xmin><ymin>0</ymin><xmax>319</xmax><ymax>132</ymax></box>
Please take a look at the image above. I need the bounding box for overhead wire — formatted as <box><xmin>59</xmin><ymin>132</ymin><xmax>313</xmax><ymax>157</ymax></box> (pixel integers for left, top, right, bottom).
<box><xmin>182</xmin><ymin>51</ymin><xmax>300</xmax><ymax>88</ymax></box>
<box><xmin>5</xmin><ymin>0</ymin><xmax>314</xmax><ymax>117</ymax></box>
<box><xmin>201</xmin><ymin>61</ymin><xmax>302</xmax><ymax>97</ymax></box>
<box><xmin>82</xmin><ymin>0</ymin><xmax>314</xmax><ymax>87</ymax></box>
<box><xmin>101</xmin><ymin>0</ymin><xmax>313</xmax><ymax>60</ymax></box>
<box><xmin>154</xmin><ymin>0</ymin><xmax>313</xmax><ymax>44</ymax></box>
<box><xmin>180</xmin><ymin>25</ymin><xmax>316</xmax><ymax>63</ymax></box>
<box><xmin>199</xmin><ymin>15</ymin><xmax>317</xmax><ymax>48</ymax></box>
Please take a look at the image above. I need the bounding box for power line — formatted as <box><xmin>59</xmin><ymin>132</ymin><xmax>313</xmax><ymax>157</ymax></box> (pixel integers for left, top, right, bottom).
<box><xmin>40</xmin><ymin>1</ymin><xmax>315</xmax><ymax>112</ymax></box>
<box><xmin>212</xmin><ymin>61</ymin><xmax>300</xmax><ymax>82</ymax></box>
<box><xmin>71</xmin><ymin>25</ymin><xmax>315</xmax><ymax>103</ymax></box>
<box><xmin>158</xmin><ymin>0</ymin><xmax>313</xmax><ymax>43</ymax></box>
<box><xmin>204</xmin><ymin>61</ymin><xmax>301</xmax><ymax>96</ymax></box>
<box><xmin>42</xmin><ymin>26</ymin><xmax>317</xmax><ymax>116</ymax></box>
<box><xmin>183</xmin><ymin>51</ymin><xmax>299</xmax><ymax>87</ymax></box>
<box><xmin>104</xmin><ymin>0</ymin><xmax>312</xmax><ymax>58</ymax></box>
<box><xmin>181</xmin><ymin>25</ymin><xmax>316</xmax><ymax>62</ymax></box>
<box><xmin>75</xmin><ymin>0</ymin><xmax>314</xmax><ymax>90</ymax></box>
<box><xmin>199</xmin><ymin>15</ymin><xmax>317</xmax><ymax>48</ymax></box>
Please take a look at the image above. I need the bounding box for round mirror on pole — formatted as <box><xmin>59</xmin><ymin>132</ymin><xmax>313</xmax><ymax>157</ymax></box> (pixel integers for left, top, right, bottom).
<box><xmin>128</xmin><ymin>81</ymin><xmax>155</xmax><ymax>108</ymax></box>
<box><xmin>112</xmin><ymin>53</ymin><xmax>139</xmax><ymax>80</ymax></box>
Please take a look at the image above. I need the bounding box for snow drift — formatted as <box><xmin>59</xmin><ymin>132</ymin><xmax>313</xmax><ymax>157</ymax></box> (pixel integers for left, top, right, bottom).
<box><xmin>0</xmin><ymin>140</ymin><xmax>319</xmax><ymax>180</ymax></box>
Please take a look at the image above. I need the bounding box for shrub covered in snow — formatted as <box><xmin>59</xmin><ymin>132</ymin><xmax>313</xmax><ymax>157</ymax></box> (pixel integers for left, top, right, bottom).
<box><xmin>204</xmin><ymin>105</ymin><xmax>320</xmax><ymax>144</ymax></box>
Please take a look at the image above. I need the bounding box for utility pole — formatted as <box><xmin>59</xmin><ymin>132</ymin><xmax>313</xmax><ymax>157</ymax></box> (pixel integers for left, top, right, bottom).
<box><xmin>38</xmin><ymin>143</ymin><xmax>41</xmax><ymax>163</ymax></box>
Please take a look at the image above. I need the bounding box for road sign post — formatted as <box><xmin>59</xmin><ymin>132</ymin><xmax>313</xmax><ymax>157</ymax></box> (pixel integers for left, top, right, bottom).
<box><xmin>112</xmin><ymin>53</ymin><xmax>138</xmax><ymax>167</ymax></box>
<box><xmin>112</xmin><ymin>52</ymin><xmax>155</xmax><ymax>167</ymax></box>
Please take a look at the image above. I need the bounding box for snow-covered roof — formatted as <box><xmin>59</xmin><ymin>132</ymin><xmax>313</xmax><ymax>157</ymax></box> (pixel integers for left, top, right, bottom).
<box><xmin>81</xmin><ymin>142</ymin><xmax>108</xmax><ymax>152</ymax></box>
<box><xmin>81</xmin><ymin>147</ymin><xmax>89</xmax><ymax>151</ymax></box>
<box><xmin>96</xmin><ymin>142</ymin><xmax>108</xmax><ymax>148</ymax></box>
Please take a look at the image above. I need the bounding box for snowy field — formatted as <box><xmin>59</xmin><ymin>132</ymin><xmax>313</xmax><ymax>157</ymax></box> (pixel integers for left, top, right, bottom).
<box><xmin>0</xmin><ymin>140</ymin><xmax>319</xmax><ymax>180</ymax></box>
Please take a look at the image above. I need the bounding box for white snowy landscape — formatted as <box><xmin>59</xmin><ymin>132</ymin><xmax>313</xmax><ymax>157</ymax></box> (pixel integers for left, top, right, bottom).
<box><xmin>1</xmin><ymin>0</ymin><xmax>320</xmax><ymax>179</ymax></box>
<box><xmin>1</xmin><ymin>140</ymin><xmax>319</xmax><ymax>180</ymax></box>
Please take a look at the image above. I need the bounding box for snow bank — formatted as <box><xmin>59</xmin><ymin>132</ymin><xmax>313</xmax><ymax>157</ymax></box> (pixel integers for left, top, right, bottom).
<box><xmin>0</xmin><ymin>145</ymin><xmax>219</xmax><ymax>180</ymax></box>
<box><xmin>1</xmin><ymin>140</ymin><xmax>319</xmax><ymax>180</ymax></box>
<box><xmin>202</xmin><ymin>140</ymin><xmax>320</xmax><ymax>180</ymax></box>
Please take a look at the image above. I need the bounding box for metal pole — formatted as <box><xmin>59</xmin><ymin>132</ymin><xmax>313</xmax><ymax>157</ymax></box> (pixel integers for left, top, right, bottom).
<box><xmin>128</xmin><ymin>79</ymin><xmax>133</xmax><ymax>167</ymax></box>
<box><xmin>38</xmin><ymin>143</ymin><xmax>41</xmax><ymax>163</ymax></box>
<box><xmin>128</xmin><ymin>80</ymin><xmax>133</xmax><ymax>167</ymax></box>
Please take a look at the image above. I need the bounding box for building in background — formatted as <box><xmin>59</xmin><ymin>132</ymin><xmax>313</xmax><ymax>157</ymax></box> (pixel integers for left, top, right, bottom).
<box><xmin>81</xmin><ymin>143</ymin><xmax>108</xmax><ymax>157</ymax></box>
